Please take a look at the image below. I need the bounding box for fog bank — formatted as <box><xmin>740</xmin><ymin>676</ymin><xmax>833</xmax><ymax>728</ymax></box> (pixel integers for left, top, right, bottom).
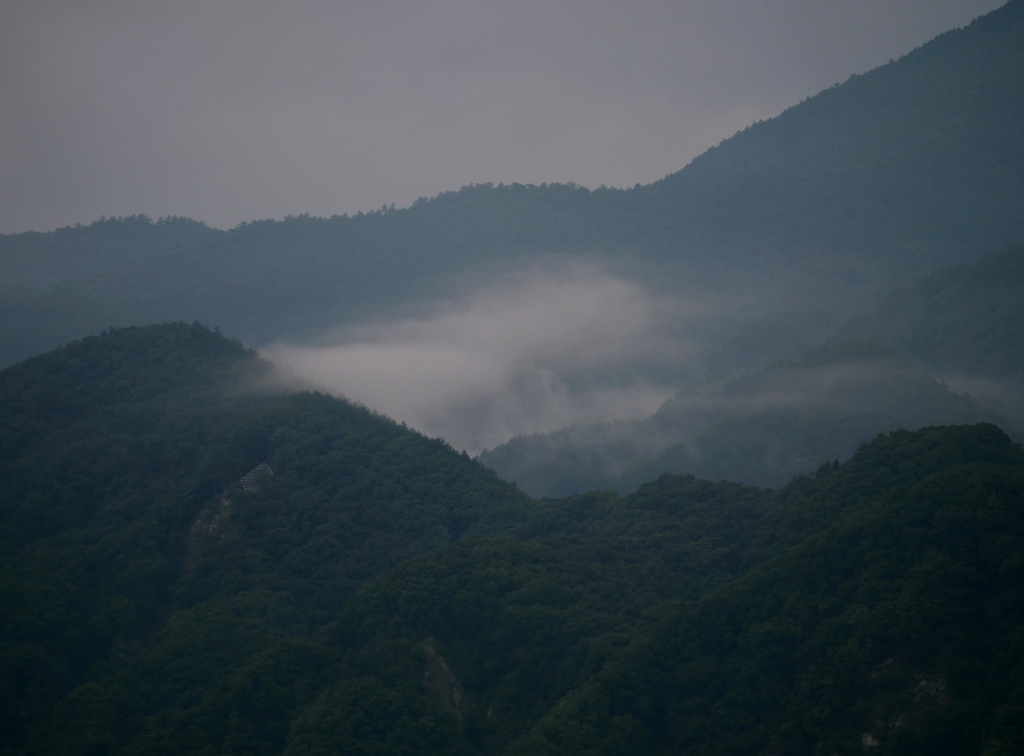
<box><xmin>264</xmin><ymin>267</ymin><xmax>697</xmax><ymax>452</ymax></box>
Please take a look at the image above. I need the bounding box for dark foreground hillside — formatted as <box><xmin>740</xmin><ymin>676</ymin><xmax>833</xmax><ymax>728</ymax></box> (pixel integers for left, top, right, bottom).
<box><xmin>0</xmin><ymin>324</ymin><xmax>531</xmax><ymax>754</ymax></box>
<box><xmin>2</xmin><ymin>325</ymin><xmax>1024</xmax><ymax>754</ymax></box>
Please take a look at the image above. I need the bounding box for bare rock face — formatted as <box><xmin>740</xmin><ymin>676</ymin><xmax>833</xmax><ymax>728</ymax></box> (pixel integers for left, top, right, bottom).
<box><xmin>423</xmin><ymin>638</ymin><xmax>465</xmax><ymax>720</ymax></box>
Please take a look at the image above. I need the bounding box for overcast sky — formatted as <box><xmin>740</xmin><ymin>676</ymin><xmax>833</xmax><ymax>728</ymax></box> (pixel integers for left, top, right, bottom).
<box><xmin>0</xmin><ymin>0</ymin><xmax>1007</xmax><ymax>234</ymax></box>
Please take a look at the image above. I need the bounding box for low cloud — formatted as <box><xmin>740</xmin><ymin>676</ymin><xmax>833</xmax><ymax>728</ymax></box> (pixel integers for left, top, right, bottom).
<box><xmin>479</xmin><ymin>355</ymin><xmax>1015</xmax><ymax>497</ymax></box>
<box><xmin>263</xmin><ymin>265</ymin><xmax>694</xmax><ymax>452</ymax></box>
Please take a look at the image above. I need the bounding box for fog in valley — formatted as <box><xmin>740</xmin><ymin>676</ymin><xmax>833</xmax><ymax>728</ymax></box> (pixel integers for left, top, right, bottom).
<box><xmin>263</xmin><ymin>240</ymin><xmax>1023</xmax><ymax>481</ymax></box>
<box><xmin>264</xmin><ymin>264</ymin><xmax>707</xmax><ymax>453</ymax></box>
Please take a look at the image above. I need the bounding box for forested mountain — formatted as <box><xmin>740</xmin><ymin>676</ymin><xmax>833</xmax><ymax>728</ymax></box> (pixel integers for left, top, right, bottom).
<box><xmin>0</xmin><ymin>324</ymin><xmax>531</xmax><ymax>753</ymax></box>
<box><xmin>632</xmin><ymin>0</ymin><xmax>1024</xmax><ymax>265</ymax></box>
<box><xmin>2</xmin><ymin>326</ymin><xmax>1024</xmax><ymax>755</ymax></box>
<box><xmin>2</xmin><ymin>1</ymin><xmax>1023</xmax><ymax>369</ymax></box>
<box><xmin>313</xmin><ymin>423</ymin><xmax>1024</xmax><ymax>756</ymax></box>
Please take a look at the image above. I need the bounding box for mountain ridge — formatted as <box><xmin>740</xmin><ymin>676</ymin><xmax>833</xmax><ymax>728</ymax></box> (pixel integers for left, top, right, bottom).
<box><xmin>2</xmin><ymin>1</ymin><xmax>1022</xmax><ymax>370</ymax></box>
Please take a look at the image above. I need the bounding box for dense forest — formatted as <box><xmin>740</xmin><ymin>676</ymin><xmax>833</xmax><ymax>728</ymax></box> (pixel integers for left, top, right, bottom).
<box><xmin>0</xmin><ymin>325</ymin><xmax>532</xmax><ymax>753</ymax></box>
<box><xmin>1</xmin><ymin>324</ymin><xmax>1023</xmax><ymax>755</ymax></box>
<box><xmin>3</xmin><ymin>3</ymin><xmax>1024</xmax><ymax>754</ymax></box>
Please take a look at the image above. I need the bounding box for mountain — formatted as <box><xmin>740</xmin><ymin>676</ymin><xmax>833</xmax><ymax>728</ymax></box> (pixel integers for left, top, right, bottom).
<box><xmin>311</xmin><ymin>424</ymin><xmax>1024</xmax><ymax>756</ymax></box>
<box><xmin>0</xmin><ymin>324</ymin><xmax>531</xmax><ymax>753</ymax></box>
<box><xmin>2</xmin><ymin>1</ymin><xmax>1023</xmax><ymax>370</ymax></box>
<box><xmin>632</xmin><ymin>0</ymin><xmax>1024</xmax><ymax>266</ymax></box>
<box><xmin>2</xmin><ymin>327</ymin><xmax>1023</xmax><ymax>754</ymax></box>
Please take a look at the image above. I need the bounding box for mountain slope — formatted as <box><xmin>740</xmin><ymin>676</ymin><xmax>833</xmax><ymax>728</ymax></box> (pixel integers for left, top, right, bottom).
<box><xmin>0</xmin><ymin>324</ymin><xmax>531</xmax><ymax>753</ymax></box>
<box><xmin>266</xmin><ymin>425</ymin><xmax>1024</xmax><ymax>755</ymax></box>
<box><xmin>635</xmin><ymin>0</ymin><xmax>1024</xmax><ymax>266</ymax></box>
<box><xmin>840</xmin><ymin>243</ymin><xmax>1024</xmax><ymax>381</ymax></box>
<box><xmin>500</xmin><ymin>424</ymin><xmax>1024</xmax><ymax>755</ymax></box>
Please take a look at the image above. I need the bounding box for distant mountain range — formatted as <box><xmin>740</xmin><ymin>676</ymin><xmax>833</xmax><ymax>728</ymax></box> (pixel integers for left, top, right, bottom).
<box><xmin>2</xmin><ymin>0</ymin><xmax>1022</xmax><ymax>370</ymax></box>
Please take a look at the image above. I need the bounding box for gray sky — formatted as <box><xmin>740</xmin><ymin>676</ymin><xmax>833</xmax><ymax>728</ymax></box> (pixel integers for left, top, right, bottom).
<box><xmin>0</xmin><ymin>0</ymin><xmax>1007</xmax><ymax>233</ymax></box>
